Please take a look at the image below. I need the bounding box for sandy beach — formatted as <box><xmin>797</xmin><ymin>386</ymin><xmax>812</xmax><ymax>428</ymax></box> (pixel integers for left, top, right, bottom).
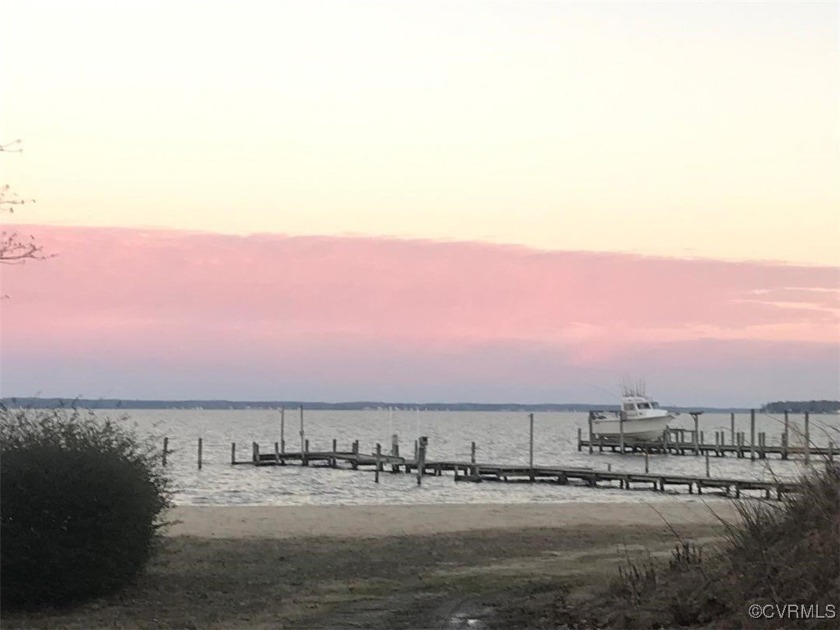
<box><xmin>167</xmin><ymin>500</ymin><xmax>739</xmax><ymax>539</ymax></box>
<box><xmin>5</xmin><ymin>501</ymin><xmax>740</xmax><ymax>629</ymax></box>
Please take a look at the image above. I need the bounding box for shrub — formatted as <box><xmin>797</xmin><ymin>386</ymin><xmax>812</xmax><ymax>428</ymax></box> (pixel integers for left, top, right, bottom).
<box><xmin>608</xmin><ymin>462</ymin><xmax>840</xmax><ymax>629</ymax></box>
<box><xmin>725</xmin><ymin>462</ymin><xmax>840</xmax><ymax>612</ymax></box>
<box><xmin>0</xmin><ymin>407</ymin><xmax>171</xmax><ymax>609</ymax></box>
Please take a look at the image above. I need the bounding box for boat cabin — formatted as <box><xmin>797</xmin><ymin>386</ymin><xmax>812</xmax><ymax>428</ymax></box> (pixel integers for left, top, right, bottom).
<box><xmin>621</xmin><ymin>396</ymin><xmax>662</xmax><ymax>417</ymax></box>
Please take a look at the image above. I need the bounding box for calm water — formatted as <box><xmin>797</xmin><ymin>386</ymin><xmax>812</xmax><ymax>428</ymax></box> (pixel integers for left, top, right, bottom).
<box><xmin>108</xmin><ymin>409</ymin><xmax>839</xmax><ymax>507</ymax></box>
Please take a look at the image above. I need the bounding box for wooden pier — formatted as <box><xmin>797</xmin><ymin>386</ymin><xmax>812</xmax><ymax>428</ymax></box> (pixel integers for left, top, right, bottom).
<box><xmin>579</xmin><ymin>409</ymin><xmax>836</xmax><ymax>461</ymax></box>
<box><xmin>232</xmin><ymin>439</ymin><xmax>799</xmax><ymax>500</ymax></box>
<box><xmin>578</xmin><ymin>434</ymin><xmax>835</xmax><ymax>460</ymax></box>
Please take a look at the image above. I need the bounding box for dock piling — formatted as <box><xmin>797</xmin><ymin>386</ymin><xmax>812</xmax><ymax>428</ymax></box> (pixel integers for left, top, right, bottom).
<box><xmin>804</xmin><ymin>412</ymin><xmax>811</xmax><ymax>464</ymax></box>
<box><xmin>299</xmin><ymin>405</ymin><xmax>305</xmax><ymax>460</ymax></box>
<box><xmin>375</xmin><ymin>443</ymin><xmax>381</xmax><ymax>483</ymax></box>
<box><xmin>783</xmin><ymin>411</ymin><xmax>789</xmax><ymax>460</ymax></box>
<box><xmin>280</xmin><ymin>408</ymin><xmax>286</xmax><ymax>454</ymax></box>
<box><xmin>231</xmin><ymin>442</ymin><xmax>236</xmax><ymax>465</ymax></box>
<box><xmin>750</xmin><ymin>410</ymin><xmax>756</xmax><ymax>461</ymax></box>
<box><xmin>529</xmin><ymin>413</ymin><xmax>535</xmax><ymax>482</ymax></box>
<box><xmin>692</xmin><ymin>412</ymin><xmax>700</xmax><ymax>455</ymax></box>
<box><xmin>417</xmin><ymin>436</ymin><xmax>427</xmax><ymax>486</ymax></box>
<box><xmin>197</xmin><ymin>437</ymin><xmax>203</xmax><ymax>470</ymax></box>
<box><xmin>619</xmin><ymin>411</ymin><xmax>625</xmax><ymax>455</ymax></box>
<box><xmin>730</xmin><ymin>412</ymin><xmax>735</xmax><ymax>445</ymax></box>
<box><xmin>162</xmin><ymin>436</ymin><xmax>169</xmax><ymax>466</ymax></box>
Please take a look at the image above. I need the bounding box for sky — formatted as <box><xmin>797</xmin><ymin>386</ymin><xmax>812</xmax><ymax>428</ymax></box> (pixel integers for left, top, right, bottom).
<box><xmin>1</xmin><ymin>1</ymin><xmax>838</xmax><ymax>406</ymax></box>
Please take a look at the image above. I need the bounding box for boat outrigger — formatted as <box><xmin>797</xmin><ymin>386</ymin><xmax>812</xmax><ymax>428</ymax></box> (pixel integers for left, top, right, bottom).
<box><xmin>590</xmin><ymin>384</ymin><xmax>676</xmax><ymax>441</ymax></box>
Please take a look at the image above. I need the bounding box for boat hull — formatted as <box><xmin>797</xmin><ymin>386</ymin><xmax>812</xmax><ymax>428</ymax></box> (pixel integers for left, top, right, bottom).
<box><xmin>591</xmin><ymin>415</ymin><xmax>672</xmax><ymax>441</ymax></box>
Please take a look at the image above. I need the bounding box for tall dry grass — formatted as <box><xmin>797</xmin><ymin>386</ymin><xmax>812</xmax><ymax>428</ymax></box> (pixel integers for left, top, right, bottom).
<box><xmin>611</xmin><ymin>461</ymin><xmax>840</xmax><ymax>628</ymax></box>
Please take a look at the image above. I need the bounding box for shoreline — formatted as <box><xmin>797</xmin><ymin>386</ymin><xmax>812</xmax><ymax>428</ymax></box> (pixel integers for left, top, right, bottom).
<box><xmin>166</xmin><ymin>500</ymin><xmax>738</xmax><ymax>539</ymax></box>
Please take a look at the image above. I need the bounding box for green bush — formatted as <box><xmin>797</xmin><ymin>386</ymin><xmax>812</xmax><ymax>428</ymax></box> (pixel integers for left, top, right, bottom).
<box><xmin>0</xmin><ymin>407</ymin><xmax>171</xmax><ymax>609</ymax></box>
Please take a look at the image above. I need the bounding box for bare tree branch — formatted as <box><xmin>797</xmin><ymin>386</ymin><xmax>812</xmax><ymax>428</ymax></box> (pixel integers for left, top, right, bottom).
<box><xmin>1</xmin><ymin>141</ymin><xmax>50</xmax><ymax>265</ymax></box>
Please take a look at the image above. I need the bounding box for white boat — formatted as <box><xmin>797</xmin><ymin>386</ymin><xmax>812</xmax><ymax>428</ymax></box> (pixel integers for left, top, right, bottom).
<box><xmin>590</xmin><ymin>385</ymin><xmax>676</xmax><ymax>441</ymax></box>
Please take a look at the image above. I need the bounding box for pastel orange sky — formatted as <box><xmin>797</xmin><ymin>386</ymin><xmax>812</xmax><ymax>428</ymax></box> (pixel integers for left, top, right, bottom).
<box><xmin>1</xmin><ymin>2</ymin><xmax>838</xmax><ymax>404</ymax></box>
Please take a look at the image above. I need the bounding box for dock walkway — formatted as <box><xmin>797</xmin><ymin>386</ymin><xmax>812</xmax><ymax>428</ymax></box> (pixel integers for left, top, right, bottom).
<box><xmin>233</xmin><ymin>441</ymin><xmax>798</xmax><ymax>500</ymax></box>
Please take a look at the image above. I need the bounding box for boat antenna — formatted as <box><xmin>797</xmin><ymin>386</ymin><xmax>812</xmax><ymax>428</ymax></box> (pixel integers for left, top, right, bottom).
<box><xmin>620</xmin><ymin>377</ymin><xmax>646</xmax><ymax>397</ymax></box>
<box><xmin>586</xmin><ymin>383</ymin><xmax>621</xmax><ymax>402</ymax></box>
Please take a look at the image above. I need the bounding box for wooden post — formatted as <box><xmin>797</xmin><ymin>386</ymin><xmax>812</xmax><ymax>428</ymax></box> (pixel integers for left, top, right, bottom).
<box><xmin>375</xmin><ymin>443</ymin><xmax>381</xmax><ymax>483</ymax></box>
<box><xmin>644</xmin><ymin>449</ymin><xmax>649</xmax><ymax>473</ymax></box>
<box><xmin>618</xmin><ymin>411</ymin><xmax>625</xmax><ymax>455</ymax></box>
<box><xmin>353</xmin><ymin>439</ymin><xmax>359</xmax><ymax>454</ymax></box>
<box><xmin>829</xmin><ymin>441</ymin><xmax>834</xmax><ymax>463</ymax></box>
<box><xmin>414</xmin><ymin>439</ymin><xmax>419</xmax><ymax>461</ymax></box>
<box><xmin>331</xmin><ymin>438</ymin><xmax>338</xmax><ymax>467</ymax></box>
<box><xmin>529</xmin><ymin>413</ymin><xmax>535</xmax><ymax>481</ymax></box>
<box><xmin>749</xmin><ymin>409</ymin><xmax>756</xmax><ymax>461</ymax></box>
<box><xmin>783</xmin><ymin>410</ymin><xmax>789</xmax><ymax>460</ymax></box>
<box><xmin>693</xmin><ymin>413</ymin><xmax>700</xmax><ymax>455</ymax></box>
<box><xmin>730</xmin><ymin>412</ymin><xmax>735</xmax><ymax>445</ymax></box>
<box><xmin>471</xmin><ymin>441</ymin><xmax>476</xmax><ymax>464</ymax></box>
<box><xmin>299</xmin><ymin>405</ymin><xmax>305</xmax><ymax>458</ymax></box>
<box><xmin>274</xmin><ymin>441</ymin><xmax>280</xmax><ymax>463</ymax></box>
<box><xmin>588</xmin><ymin>413</ymin><xmax>594</xmax><ymax>455</ymax></box>
<box><xmin>417</xmin><ymin>436</ymin><xmax>427</xmax><ymax>486</ymax></box>
<box><xmin>252</xmin><ymin>441</ymin><xmax>259</xmax><ymax>463</ymax></box>
<box><xmin>705</xmin><ymin>450</ymin><xmax>710</xmax><ymax>478</ymax></box>
<box><xmin>391</xmin><ymin>434</ymin><xmax>399</xmax><ymax>457</ymax></box>
<box><xmin>197</xmin><ymin>437</ymin><xmax>203</xmax><ymax>470</ymax></box>
<box><xmin>804</xmin><ymin>411</ymin><xmax>810</xmax><ymax>464</ymax></box>
<box><xmin>303</xmin><ymin>438</ymin><xmax>310</xmax><ymax>466</ymax></box>
<box><xmin>162</xmin><ymin>436</ymin><xmax>169</xmax><ymax>466</ymax></box>
<box><xmin>577</xmin><ymin>427</ymin><xmax>582</xmax><ymax>451</ymax></box>
<box><xmin>231</xmin><ymin>442</ymin><xmax>236</xmax><ymax>465</ymax></box>
<box><xmin>280</xmin><ymin>407</ymin><xmax>286</xmax><ymax>454</ymax></box>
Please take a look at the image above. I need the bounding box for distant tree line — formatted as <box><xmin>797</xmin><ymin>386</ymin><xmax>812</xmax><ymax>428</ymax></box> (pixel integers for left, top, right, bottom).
<box><xmin>761</xmin><ymin>400</ymin><xmax>840</xmax><ymax>414</ymax></box>
<box><xmin>2</xmin><ymin>398</ymin><xmax>747</xmax><ymax>413</ymax></box>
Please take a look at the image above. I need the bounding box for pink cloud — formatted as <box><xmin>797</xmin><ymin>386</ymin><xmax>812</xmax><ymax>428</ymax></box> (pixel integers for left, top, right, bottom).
<box><xmin>1</xmin><ymin>225</ymin><xmax>837</xmax><ymax>404</ymax></box>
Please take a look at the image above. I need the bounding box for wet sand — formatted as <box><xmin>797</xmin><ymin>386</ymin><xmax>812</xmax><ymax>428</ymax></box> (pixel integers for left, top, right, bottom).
<box><xmin>167</xmin><ymin>500</ymin><xmax>738</xmax><ymax>539</ymax></box>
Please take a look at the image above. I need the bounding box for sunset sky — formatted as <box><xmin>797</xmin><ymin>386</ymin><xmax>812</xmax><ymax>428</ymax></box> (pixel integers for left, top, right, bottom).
<box><xmin>1</xmin><ymin>1</ymin><xmax>838</xmax><ymax>406</ymax></box>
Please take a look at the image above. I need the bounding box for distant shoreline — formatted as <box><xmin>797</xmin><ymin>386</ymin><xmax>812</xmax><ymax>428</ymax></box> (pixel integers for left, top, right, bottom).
<box><xmin>1</xmin><ymin>397</ymin><xmax>751</xmax><ymax>413</ymax></box>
